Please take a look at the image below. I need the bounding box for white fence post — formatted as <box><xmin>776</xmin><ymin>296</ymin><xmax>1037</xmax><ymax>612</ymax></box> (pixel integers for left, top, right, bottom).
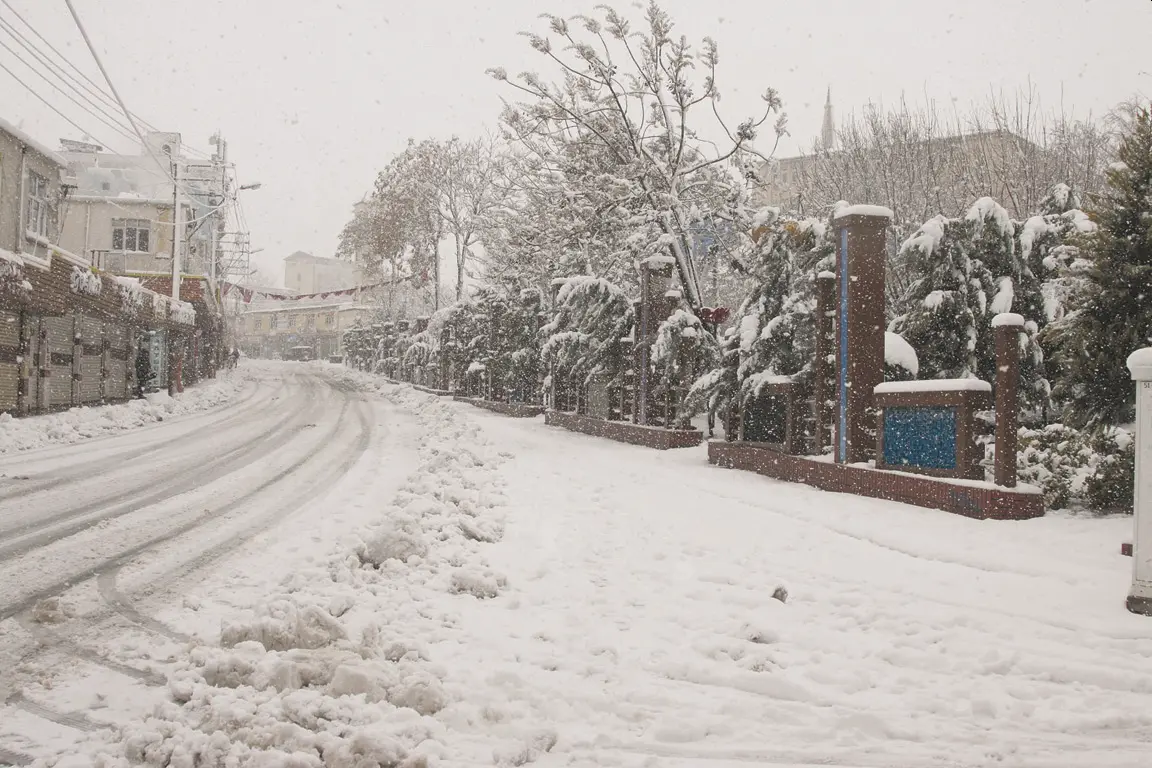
<box><xmin>1126</xmin><ymin>348</ymin><xmax>1152</xmax><ymax>615</ymax></box>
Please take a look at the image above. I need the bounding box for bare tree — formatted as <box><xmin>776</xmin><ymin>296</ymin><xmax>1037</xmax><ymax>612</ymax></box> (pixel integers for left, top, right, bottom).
<box><xmin>410</xmin><ymin>136</ymin><xmax>508</xmax><ymax>301</ymax></box>
<box><xmin>488</xmin><ymin>1</ymin><xmax>785</xmax><ymax>311</ymax></box>
<box><xmin>799</xmin><ymin>89</ymin><xmax>1113</xmax><ymax>228</ymax></box>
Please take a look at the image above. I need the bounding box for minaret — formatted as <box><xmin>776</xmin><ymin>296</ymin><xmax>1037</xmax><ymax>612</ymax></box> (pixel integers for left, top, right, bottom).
<box><xmin>821</xmin><ymin>86</ymin><xmax>835</xmax><ymax>151</ymax></box>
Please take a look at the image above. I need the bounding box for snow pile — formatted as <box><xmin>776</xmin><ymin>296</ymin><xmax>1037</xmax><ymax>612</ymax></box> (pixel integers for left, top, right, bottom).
<box><xmin>0</xmin><ymin>372</ymin><xmax>246</xmax><ymax>454</ymax></box>
<box><xmin>70</xmin><ymin>265</ymin><xmax>103</xmax><ymax>296</ymax></box>
<box><xmin>73</xmin><ymin>370</ymin><xmax>513</xmax><ymax>766</ymax></box>
<box><xmin>170</xmin><ymin>299</ymin><xmax>196</xmax><ymax>326</ymax></box>
<box><xmin>112</xmin><ymin>275</ymin><xmax>149</xmax><ymax>316</ymax></box>
<box><xmin>883</xmin><ymin>331</ymin><xmax>919</xmax><ymax>377</ymax></box>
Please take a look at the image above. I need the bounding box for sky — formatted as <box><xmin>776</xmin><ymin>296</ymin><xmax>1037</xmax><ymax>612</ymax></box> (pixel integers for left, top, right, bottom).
<box><xmin>1</xmin><ymin>0</ymin><xmax>1149</xmax><ymax>287</ymax></box>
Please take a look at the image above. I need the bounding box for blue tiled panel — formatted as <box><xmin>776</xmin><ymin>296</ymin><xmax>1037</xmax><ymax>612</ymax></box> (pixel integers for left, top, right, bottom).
<box><xmin>883</xmin><ymin>406</ymin><xmax>957</xmax><ymax>470</ymax></box>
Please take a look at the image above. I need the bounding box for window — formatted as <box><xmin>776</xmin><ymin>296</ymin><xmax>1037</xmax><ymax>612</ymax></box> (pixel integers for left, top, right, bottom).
<box><xmin>324</xmin><ymin>312</ymin><xmax>335</xmax><ymax>328</ymax></box>
<box><xmin>26</xmin><ymin>171</ymin><xmax>50</xmax><ymax>237</ymax></box>
<box><xmin>112</xmin><ymin>219</ymin><xmax>151</xmax><ymax>252</ymax></box>
<box><xmin>305</xmin><ymin>314</ymin><xmax>316</xmax><ymax>330</ymax></box>
<box><xmin>288</xmin><ymin>315</ymin><xmax>297</xmax><ymax>329</ymax></box>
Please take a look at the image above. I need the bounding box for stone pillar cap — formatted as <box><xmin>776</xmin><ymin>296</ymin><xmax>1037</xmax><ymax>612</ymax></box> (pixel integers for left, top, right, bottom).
<box><xmin>833</xmin><ymin>203</ymin><xmax>894</xmax><ymax>221</ymax></box>
<box><xmin>991</xmin><ymin>312</ymin><xmax>1025</xmax><ymax>328</ymax></box>
<box><xmin>1127</xmin><ymin>347</ymin><xmax>1152</xmax><ymax>380</ymax></box>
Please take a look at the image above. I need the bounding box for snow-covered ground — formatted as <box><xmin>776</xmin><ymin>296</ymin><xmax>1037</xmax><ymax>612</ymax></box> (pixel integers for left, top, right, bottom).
<box><xmin>3</xmin><ymin>364</ymin><xmax>1151</xmax><ymax>767</ymax></box>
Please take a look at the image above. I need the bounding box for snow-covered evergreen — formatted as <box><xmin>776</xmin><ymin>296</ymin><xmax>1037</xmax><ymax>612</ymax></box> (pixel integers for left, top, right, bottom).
<box><xmin>542</xmin><ymin>277</ymin><xmax>634</xmax><ymax>408</ymax></box>
<box><xmin>1047</xmin><ymin>104</ymin><xmax>1152</xmax><ymax>432</ymax></box>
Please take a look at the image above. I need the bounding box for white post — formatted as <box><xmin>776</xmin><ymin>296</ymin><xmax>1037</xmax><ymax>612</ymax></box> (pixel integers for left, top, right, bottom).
<box><xmin>171</xmin><ymin>160</ymin><xmax>183</xmax><ymax>302</ymax></box>
<box><xmin>1126</xmin><ymin>348</ymin><xmax>1152</xmax><ymax>616</ymax></box>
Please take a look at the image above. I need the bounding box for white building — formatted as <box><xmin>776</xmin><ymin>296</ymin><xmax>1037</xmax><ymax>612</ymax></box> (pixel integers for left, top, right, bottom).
<box><xmin>283</xmin><ymin>250</ymin><xmax>362</xmax><ymax>294</ymax></box>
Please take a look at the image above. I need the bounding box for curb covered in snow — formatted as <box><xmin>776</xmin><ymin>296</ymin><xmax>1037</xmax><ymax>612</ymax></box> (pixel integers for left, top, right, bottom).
<box><xmin>0</xmin><ymin>372</ymin><xmax>248</xmax><ymax>455</ymax></box>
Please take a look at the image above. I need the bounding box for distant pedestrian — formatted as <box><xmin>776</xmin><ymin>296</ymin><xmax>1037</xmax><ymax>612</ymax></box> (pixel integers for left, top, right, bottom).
<box><xmin>230</xmin><ymin>348</ymin><xmax>240</xmax><ymax>369</ymax></box>
<box><xmin>135</xmin><ymin>346</ymin><xmax>153</xmax><ymax>398</ymax></box>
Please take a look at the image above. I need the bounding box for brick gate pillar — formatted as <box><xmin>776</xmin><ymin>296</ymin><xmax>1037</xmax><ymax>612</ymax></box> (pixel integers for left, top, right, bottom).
<box><xmin>993</xmin><ymin>313</ymin><xmax>1024</xmax><ymax>487</ymax></box>
<box><xmin>832</xmin><ymin>207</ymin><xmax>891</xmax><ymax>463</ymax></box>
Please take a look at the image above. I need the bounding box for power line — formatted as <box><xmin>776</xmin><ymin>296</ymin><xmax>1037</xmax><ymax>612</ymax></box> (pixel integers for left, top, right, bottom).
<box><xmin>0</xmin><ymin>2</ymin><xmax>214</xmax><ymax>159</ymax></box>
<box><xmin>0</xmin><ymin>57</ymin><xmax>116</xmax><ymax>149</ymax></box>
<box><xmin>0</xmin><ymin>35</ymin><xmax>138</xmax><ymax>145</ymax></box>
<box><xmin>0</xmin><ymin>17</ymin><xmax>137</xmax><ymax>141</ymax></box>
<box><xmin>63</xmin><ymin>0</ymin><xmax>207</xmax><ymax>203</ymax></box>
<box><xmin>0</xmin><ymin>0</ymin><xmax>160</xmax><ymax>134</ymax></box>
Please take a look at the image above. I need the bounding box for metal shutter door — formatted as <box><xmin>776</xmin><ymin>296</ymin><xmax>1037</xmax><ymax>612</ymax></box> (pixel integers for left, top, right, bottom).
<box><xmin>43</xmin><ymin>316</ymin><xmax>75</xmax><ymax>407</ymax></box>
<box><xmin>0</xmin><ymin>311</ymin><xmax>19</xmax><ymax>411</ymax></box>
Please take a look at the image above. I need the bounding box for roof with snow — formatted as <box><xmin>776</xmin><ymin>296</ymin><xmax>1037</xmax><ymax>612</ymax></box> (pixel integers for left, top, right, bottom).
<box><xmin>0</xmin><ymin>116</ymin><xmax>67</xmax><ymax>168</ymax></box>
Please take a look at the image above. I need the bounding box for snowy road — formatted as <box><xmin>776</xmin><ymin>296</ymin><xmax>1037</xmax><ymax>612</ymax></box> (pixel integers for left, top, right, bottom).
<box><xmin>0</xmin><ymin>363</ymin><xmax>417</xmax><ymax>765</ymax></box>
<box><xmin>2</xmin><ymin>366</ymin><xmax>1151</xmax><ymax>767</ymax></box>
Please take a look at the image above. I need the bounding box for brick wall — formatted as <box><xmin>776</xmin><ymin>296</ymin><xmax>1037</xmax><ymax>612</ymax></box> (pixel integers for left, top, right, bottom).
<box><xmin>545</xmin><ymin>410</ymin><xmax>703</xmax><ymax>450</ymax></box>
<box><xmin>709</xmin><ymin>441</ymin><xmax>1044</xmax><ymax>520</ymax></box>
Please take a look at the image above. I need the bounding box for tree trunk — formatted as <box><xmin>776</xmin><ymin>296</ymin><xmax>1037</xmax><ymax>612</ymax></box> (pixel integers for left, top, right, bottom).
<box><xmin>456</xmin><ymin>239</ymin><xmax>466</xmax><ymax>301</ymax></box>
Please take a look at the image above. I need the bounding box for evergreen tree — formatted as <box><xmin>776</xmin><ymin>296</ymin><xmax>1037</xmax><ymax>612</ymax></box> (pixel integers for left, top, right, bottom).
<box><xmin>966</xmin><ymin>197</ymin><xmax>1049</xmax><ymax>412</ymax></box>
<box><xmin>1047</xmin><ymin>105</ymin><xmax>1152</xmax><ymax>431</ymax></box>
<box><xmin>686</xmin><ymin>208</ymin><xmax>831</xmax><ymax>420</ymax></box>
<box><xmin>541</xmin><ymin>277</ymin><xmax>635</xmax><ymax>403</ymax></box>
<box><xmin>888</xmin><ymin>215</ymin><xmax>984</xmax><ymax>380</ymax></box>
<box><xmin>1019</xmin><ymin>184</ymin><xmax>1098</xmax><ymax>326</ymax></box>
<box><xmin>652</xmin><ymin>309</ymin><xmax>719</xmax><ymax>427</ymax></box>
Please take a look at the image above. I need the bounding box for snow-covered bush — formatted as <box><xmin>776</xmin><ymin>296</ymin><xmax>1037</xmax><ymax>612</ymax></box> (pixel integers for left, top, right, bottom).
<box><xmin>652</xmin><ymin>309</ymin><xmax>718</xmax><ymax>427</ymax></box>
<box><xmin>1084</xmin><ymin>431</ymin><xmax>1134</xmax><ymax>512</ymax></box>
<box><xmin>1016</xmin><ymin>424</ymin><xmax>1133</xmax><ymax>511</ymax></box>
<box><xmin>685</xmin><ymin>325</ymin><xmax>740</xmax><ymax>433</ymax></box>
<box><xmin>402</xmin><ymin>338</ymin><xmax>431</xmax><ymax>371</ymax></box>
<box><xmin>542</xmin><ymin>276</ymin><xmax>634</xmax><ymax>408</ymax></box>
<box><xmin>888</xmin><ymin>215</ymin><xmax>983</xmax><ymax>380</ymax></box>
<box><xmin>688</xmin><ymin>208</ymin><xmax>831</xmax><ymax>427</ymax></box>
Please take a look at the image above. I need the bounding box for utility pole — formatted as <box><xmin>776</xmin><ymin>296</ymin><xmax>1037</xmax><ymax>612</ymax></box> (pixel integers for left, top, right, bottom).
<box><xmin>170</xmin><ymin>158</ymin><xmax>183</xmax><ymax>301</ymax></box>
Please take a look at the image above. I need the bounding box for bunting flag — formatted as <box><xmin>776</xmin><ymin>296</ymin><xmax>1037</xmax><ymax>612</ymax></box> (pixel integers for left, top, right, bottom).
<box><xmin>221</xmin><ymin>279</ymin><xmax>404</xmax><ymax>305</ymax></box>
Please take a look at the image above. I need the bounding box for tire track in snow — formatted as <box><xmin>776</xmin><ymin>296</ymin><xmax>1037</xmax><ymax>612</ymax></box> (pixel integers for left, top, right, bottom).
<box><xmin>0</xmin><ymin>746</ymin><xmax>32</xmax><ymax>766</ymax></box>
<box><xmin>0</xmin><ymin>374</ymin><xmax>331</xmax><ymax>620</ymax></box>
<box><xmin>0</xmin><ymin>374</ymin><xmax>322</xmax><ymax>562</ymax></box>
<box><xmin>4</xmin><ymin>693</ymin><xmax>98</xmax><ymax>732</ymax></box>
<box><xmin>0</xmin><ymin>374</ymin><xmax>282</xmax><ymax>501</ymax></box>
<box><xmin>0</xmin><ymin>370</ymin><xmax>266</xmax><ymax>471</ymax></box>
<box><xmin>96</xmin><ymin>379</ymin><xmax>374</xmax><ymax>640</ymax></box>
<box><xmin>0</xmin><ymin>369</ymin><xmax>373</xmax><ymax>760</ymax></box>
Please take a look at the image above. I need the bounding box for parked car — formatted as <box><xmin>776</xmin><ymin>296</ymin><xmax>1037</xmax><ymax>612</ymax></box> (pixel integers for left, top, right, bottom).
<box><xmin>285</xmin><ymin>346</ymin><xmax>314</xmax><ymax>361</ymax></box>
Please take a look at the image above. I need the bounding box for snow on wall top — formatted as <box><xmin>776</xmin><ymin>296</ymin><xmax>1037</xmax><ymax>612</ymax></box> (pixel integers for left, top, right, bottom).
<box><xmin>817</xmin><ymin>270</ymin><xmax>836</xmax><ymax>280</ymax></box>
<box><xmin>0</xmin><ymin>116</ymin><xmax>68</xmax><ymax>167</ymax></box>
<box><xmin>0</xmin><ymin>247</ymin><xmax>25</xmax><ymax>267</ymax></box>
<box><xmin>833</xmin><ymin>203</ymin><xmax>894</xmax><ymax>221</ymax></box>
<box><xmin>875</xmin><ymin>378</ymin><xmax>991</xmax><ymax>394</ymax></box>
<box><xmin>1127</xmin><ymin>348</ymin><xmax>1152</xmax><ymax>379</ymax></box>
<box><xmin>884</xmin><ymin>331</ymin><xmax>919</xmax><ymax>377</ymax></box>
<box><xmin>991</xmin><ymin>312</ymin><xmax>1025</xmax><ymax>328</ymax></box>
